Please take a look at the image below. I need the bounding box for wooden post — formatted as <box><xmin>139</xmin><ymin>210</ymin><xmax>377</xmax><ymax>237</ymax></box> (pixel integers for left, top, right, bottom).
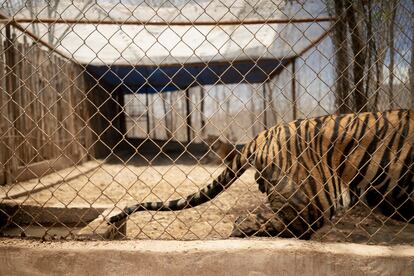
<box><xmin>117</xmin><ymin>91</ymin><xmax>126</xmax><ymax>136</ymax></box>
<box><xmin>4</xmin><ymin>24</ymin><xmax>19</xmax><ymax>184</ymax></box>
<box><xmin>262</xmin><ymin>84</ymin><xmax>267</xmax><ymax>128</ymax></box>
<box><xmin>185</xmin><ymin>89</ymin><xmax>192</xmax><ymax>143</ymax></box>
<box><xmin>266</xmin><ymin>82</ymin><xmax>278</xmax><ymax>125</ymax></box>
<box><xmin>0</xmin><ymin>25</ymin><xmax>89</xmax><ymax>182</ymax></box>
<box><xmin>0</xmin><ymin>32</ymin><xmax>3</xmax><ymax>173</ymax></box>
<box><xmin>200</xmin><ymin>87</ymin><xmax>206</xmax><ymax>136</ymax></box>
<box><xmin>66</xmin><ymin>63</ymin><xmax>77</xmax><ymax>163</ymax></box>
<box><xmin>145</xmin><ymin>93</ymin><xmax>150</xmax><ymax>136</ymax></box>
<box><xmin>291</xmin><ymin>59</ymin><xmax>297</xmax><ymax>120</ymax></box>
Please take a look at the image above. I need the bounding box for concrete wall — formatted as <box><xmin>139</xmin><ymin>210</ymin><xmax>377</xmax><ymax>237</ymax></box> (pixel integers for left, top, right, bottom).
<box><xmin>0</xmin><ymin>239</ymin><xmax>413</xmax><ymax>276</ymax></box>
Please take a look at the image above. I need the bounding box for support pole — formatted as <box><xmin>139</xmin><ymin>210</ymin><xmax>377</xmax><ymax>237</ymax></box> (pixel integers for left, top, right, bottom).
<box><xmin>117</xmin><ymin>92</ymin><xmax>126</xmax><ymax>137</ymax></box>
<box><xmin>0</xmin><ymin>16</ymin><xmax>336</xmax><ymax>26</ymax></box>
<box><xmin>185</xmin><ymin>89</ymin><xmax>192</xmax><ymax>143</ymax></box>
<box><xmin>262</xmin><ymin>84</ymin><xmax>267</xmax><ymax>127</ymax></box>
<box><xmin>4</xmin><ymin>24</ymin><xmax>18</xmax><ymax>184</ymax></box>
<box><xmin>291</xmin><ymin>59</ymin><xmax>297</xmax><ymax>120</ymax></box>
<box><xmin>146</xmin><ymin>94</ymin><xmax>150</xmax><ymax>136</ymax></box>
<box><xmin>200</xmin><ymin>87</ymin><xmax>206</xmax><ymax>136</ymax></box>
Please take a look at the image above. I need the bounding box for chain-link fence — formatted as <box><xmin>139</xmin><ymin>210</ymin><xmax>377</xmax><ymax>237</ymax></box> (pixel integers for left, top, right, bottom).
<box><xmin>0</xmin><ymin>0</ymin><xmax>413</xmax><ymax>244</ymax></box>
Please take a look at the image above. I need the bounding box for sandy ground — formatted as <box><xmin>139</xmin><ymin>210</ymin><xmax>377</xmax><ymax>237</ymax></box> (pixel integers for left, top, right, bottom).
<box><xmin>2</xmin><ymin>151</ymin><xmax>414</xmax><ymax>244</ymax></box>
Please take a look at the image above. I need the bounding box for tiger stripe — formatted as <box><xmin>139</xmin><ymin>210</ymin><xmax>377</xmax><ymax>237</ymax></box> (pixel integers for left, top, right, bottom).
<box><xmin>109</xmin><ymin>110</ymin><xmax>414</xmax><ymax>239</ymax></box>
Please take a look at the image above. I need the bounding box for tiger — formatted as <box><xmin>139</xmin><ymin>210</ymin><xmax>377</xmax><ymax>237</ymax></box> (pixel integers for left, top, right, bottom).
<box><xmin>109</xmin><ymin>110</ymin><xmax>414</xmax><ymax>239</ymax></box>
<box><xmin>201</xmin><ymin>135</ymin><xmax>243</xmax><ymax>165</ymax></box>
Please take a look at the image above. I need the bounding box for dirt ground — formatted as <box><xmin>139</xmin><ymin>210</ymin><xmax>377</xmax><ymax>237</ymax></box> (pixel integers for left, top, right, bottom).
<box><xmin>2</xmin><ymin>151</ymin><xmax>414</xmax><ymax>244</ymax></box>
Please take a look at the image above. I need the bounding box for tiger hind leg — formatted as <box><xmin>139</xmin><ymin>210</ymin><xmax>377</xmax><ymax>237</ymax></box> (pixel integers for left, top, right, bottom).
<box><xmin>230</xmin><ymin>204</ymin><xmax>283</xmax><ymax>237</ymax></box>
<box><xmin>230</xmin><ymin>202</ymin><xmax>317</xmax><ymax>239</ymax></box>
<box><xmin>365</xmin><ymin>183</ymin><xmax>414</xmax><ymax>223</ymax></box>
<box><xmin>231</xmin><ymin>176</ymin><xmax>328</xmax><ymax>239</ymax></box>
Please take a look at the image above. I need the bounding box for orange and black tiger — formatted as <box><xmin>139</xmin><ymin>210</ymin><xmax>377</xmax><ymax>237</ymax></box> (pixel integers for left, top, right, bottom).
<box><xmin>201</xmin><ymin>135</ymin><xmax>244</xmax><ymax>165</ymax></box>
<box><xmin>110</xmin><ymin>110</ymin><xmax>414</xmax><ymax>239</ymax></box>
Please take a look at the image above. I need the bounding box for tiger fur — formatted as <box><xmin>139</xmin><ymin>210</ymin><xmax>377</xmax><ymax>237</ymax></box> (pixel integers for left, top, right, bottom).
<box><xmin>110</xmin><ymin>110</ymin><xmax>414</xmax><ymax>239</ymax></box>
<box><xmin>201</xmin><ymin>135</ymin><xmax>243</xmax><ymax>165</ymax></box>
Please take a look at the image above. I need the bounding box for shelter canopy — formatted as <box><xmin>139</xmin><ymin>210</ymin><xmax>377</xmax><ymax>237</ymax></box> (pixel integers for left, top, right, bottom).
<box><xmin>8</xmin><ymin>0</ymin><xmax>330</xmax><ymax>92</ymax></box>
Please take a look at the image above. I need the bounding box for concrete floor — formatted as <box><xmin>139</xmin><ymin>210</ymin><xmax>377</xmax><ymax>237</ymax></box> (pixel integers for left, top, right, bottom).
<box><xmin>0</xmin><ymin>238</ymin><xmax>413</xmax><ymax>276</ymax></box>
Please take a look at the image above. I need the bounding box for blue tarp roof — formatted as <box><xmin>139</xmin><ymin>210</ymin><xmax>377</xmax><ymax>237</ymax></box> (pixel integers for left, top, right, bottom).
<box><xmin>86</xmin><ymin>58</ymin><xmax>290</xmax><ymax>94</ymax></box>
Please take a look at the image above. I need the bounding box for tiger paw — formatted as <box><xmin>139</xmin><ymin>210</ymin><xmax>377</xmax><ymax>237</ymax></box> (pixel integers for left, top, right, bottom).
<box><xmin>231</xmin><ymin>213</ymin><xmax>266</xmax><ymax>237</ymax></box>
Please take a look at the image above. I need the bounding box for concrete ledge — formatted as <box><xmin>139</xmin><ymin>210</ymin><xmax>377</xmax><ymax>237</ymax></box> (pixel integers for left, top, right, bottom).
<box><xmin>0</xmin><ymin>239</ymin><xmax>413</xmax><ymax>276</ymax></box>
<box><xmin>0</xmin><ymin>162</ymin><xmax>99</xmax><ymax>199</ymax></box>
<box><xmin>76</xmin><ymin>208</ymin><xmax>126</xmax><ymax>240</ymax></box>
<box><xmin>0</xmin><ymin>200</ymin><xmax>106</xmax><ymax>227</ymax></box>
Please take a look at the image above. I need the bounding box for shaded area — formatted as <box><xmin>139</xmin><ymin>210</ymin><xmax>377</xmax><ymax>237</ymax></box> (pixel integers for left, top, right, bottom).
<box><xmin>0</xmin><ymin>151</ymin><xmax>412</xmax><ymax>244</ymax></box>
<box><xmin>87</xmin><ymin>59</ymin><xmax>288</xmax><ymax>94</ymax></box>
<box><xmin>313</xmin><ymin>203</ymin><xmax>414</xmax><ymax>245</ymax></box>
<box><xmin>105</xmin><ymin>138</ymin><xmax>213</xmax><ymax>166</ymax></box>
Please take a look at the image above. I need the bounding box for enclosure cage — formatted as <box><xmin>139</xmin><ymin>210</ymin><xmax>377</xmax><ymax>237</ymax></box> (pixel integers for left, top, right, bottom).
<box><xmin>0</xmin><ymin>0</ymin><xmax>413</xmax><ymax>245</ymax></box>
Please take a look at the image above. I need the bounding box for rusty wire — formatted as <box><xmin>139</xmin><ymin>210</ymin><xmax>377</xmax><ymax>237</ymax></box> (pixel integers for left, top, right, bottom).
<box><xmin>0</xmin><ymin>0</ymin><xmax>413</xmax><ymax>244</ymax></box>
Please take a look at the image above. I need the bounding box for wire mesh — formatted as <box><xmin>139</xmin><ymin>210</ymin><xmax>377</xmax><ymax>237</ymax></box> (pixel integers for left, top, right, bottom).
<box><xmin>0</xmin><ymin>0</ymin><xmax>413</xmax><ymax>244</ymax></box>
